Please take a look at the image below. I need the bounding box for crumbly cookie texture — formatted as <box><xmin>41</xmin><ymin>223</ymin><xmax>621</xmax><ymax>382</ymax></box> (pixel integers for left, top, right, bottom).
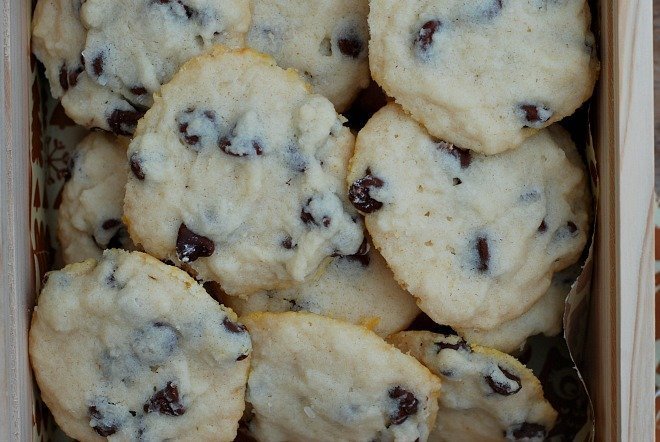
<box><xmin>221</xmin><ymin>238</ymin><xmax>419</xmax><ymax>336</ymax></box>
<box><xmin>58</xmin><ymin>132</ymin><xmax>135</xmax><ymax>264</ymax></box>
<box><xmin>388</xmin><ymin>331</ymin><xmax>557</xmax><ymax>442</ymax></box>
<box><xmin>124</xmin><ymin>46</ymin><xmax>363</xmax><ymax>296</ymax></box>
<box><xmin>242</xmin><ymin>312</ymin><xmax>442</xmax><ymax>442</ymax></box>
<box><xmin>347</xmin><ymin>104</ymin><xmax>590</xmax><ymax>329</ymax></box>
<box><xmin>32</xmin><ymin>0</ymin><xmax>250</xmax><ymax>135</ymax></box>
<box><xmin>369</xmin><ymin>0</ymin><xmax>599</xmax><ymax>154</ymax></box>
<box><xmin>29</xmin><ymin>250</ymin><xmax>251</xmax><ymax>441</ymax></box>
<box><xmin>247</xmin><ymin>0</ymin><xmax>370</xmax><ymax>111</ymax></box>
<box><xmin>456</xmin><ymin>266</ymin><xmax>580</xmax><ymax>354</ymax></box>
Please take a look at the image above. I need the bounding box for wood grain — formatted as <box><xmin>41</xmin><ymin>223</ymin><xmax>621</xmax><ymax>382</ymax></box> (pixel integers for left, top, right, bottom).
<box><xmin>0</xmin><ymin>0</ymin><xmax>36</xmax><ymax>440</ymax></box>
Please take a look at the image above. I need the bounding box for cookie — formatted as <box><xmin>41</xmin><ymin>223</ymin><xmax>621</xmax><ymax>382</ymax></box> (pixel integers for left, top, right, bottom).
<box><xmin>347</xmin><ymin>104</ymin><xmax>590</xmax><ymax>329</ymax></box>
<box><xmin>456</xmin><ymin>266</ymin><xmax>579</xmax><ymax>354</ymax></box>
<box><xmin>220</xmin><ymin>239</ymin><xmax>419</xmax><ymax>336</ymax></box>
<box><xmin>32</xmin><ymin>0</ymin><xmax>250</xmax><ymax>135</ymax></box>
<box><xmin>124</xmin><ymin>46</ymin><xmax>364</xmax><ymax>296</ymax></box>
<box><xmin>368</xmin><ymin>0</ymin><xmax>599</xmax><ymax>154</ymax></box>
<box><xmin>58</xmin><ymin>132</ymin><xmax>135</xmax><ymax>264</ymax></box>
<box><xmin>241</xmin><ymin>312</ymin><xmax>442</xmax><ymax>442</ymax></box>
<box><xmin>388</xmin><ymin>331</ymin><xmax>557</xmax><ymax>441</ymax></box>
<box><xmin>246</xmin><ymin>0</ymin><xmax>370</xmax><ymax>111</ymax></box>
<box><xmin>29</xmin><ymin>250</ymin><xmax>251</xmax><ymax>441</ymax></box>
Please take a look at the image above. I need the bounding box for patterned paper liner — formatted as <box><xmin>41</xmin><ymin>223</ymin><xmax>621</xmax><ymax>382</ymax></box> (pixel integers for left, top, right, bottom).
<box><xmin>26</xmin><ymin>47</ymin><xmax>599</xmax><ymax>442</ymax></box>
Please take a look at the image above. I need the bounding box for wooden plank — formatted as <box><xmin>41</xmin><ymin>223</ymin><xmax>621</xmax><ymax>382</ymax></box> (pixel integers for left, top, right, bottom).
<box><xmin>0</xmin><ymin>0</ymin><xmax>36</xmax><ymax>440</ymax></box>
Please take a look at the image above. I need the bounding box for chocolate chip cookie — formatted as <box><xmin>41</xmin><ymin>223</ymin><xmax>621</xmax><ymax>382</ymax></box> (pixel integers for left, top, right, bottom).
<box><xmin>32</xmin><ymin>0</ymin><xmax>250</xmax><ymax>135</ymax></box>
<box><xmin>246</xmin><ymin>0</ymin><xmax>370</xmax><ymax>111</ymax></box>
<box><xmin>29</xmin><ymin>250</ymin><xmax>251</xmax><ymax>441</ymax></box>
<box><xmin>58</xmin><ymin>132</ymin><xmax>135</xmax><ymax>264</ymax></box>
<box><xmin>221</xmin><ymin>238</ymin><xmax>419</xmax><ymax>336</ymax></box>
<box><xmin>388</xmin><ymin>331</ymin><xmax>557</xmax><ymax>441</ymax></box>
<box><xmin>124</xmin><ymin>47</ymin><xmax>364</xmax><ymax>296</ymax></box>
<box><xmin>242</xmin><ymin>312</ymin><xmax>442</xmax><ymax>441</ymax></box>
<box><xmin>369</xmin><ymin>0</ymin><xmax>599</xmax><ymax>154</ymax></box>
<box><xmin>347</xmin><ymin>104</ymin><xmax>590</xmax><ymax>329</ymax></box>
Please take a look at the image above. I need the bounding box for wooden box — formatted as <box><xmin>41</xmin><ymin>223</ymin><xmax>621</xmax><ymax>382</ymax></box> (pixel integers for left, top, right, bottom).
<box><xmin>0</xmin><ymin>0</ymin><xmax>654</xmax><ymax>439</ymax></box>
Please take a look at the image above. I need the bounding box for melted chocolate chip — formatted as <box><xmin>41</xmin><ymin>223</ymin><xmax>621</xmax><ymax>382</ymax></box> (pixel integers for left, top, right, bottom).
<box><xmin>102</xmin><ymin>219</ymin><xmax>122</xmax><ymax>230</ymax></box>
<box><xmin>485</xmin><ymin>366</ymin><xmax>522</xmax><ymax>395</ymax></box>
<box><xmin>434</xmin><ymin>337</ymin><xmax>471</xmax><ymax>353</ymax></box>
<box><xmin>176</xmin><ymin>223</ymin><xmax>215</xmax><ymax>262</ymax></box>
<box><xmin>519</xmin><ymin>104</ymin><xmax>552</xmax><ymax>127</ymax></box>
<box><xmin>91</xmin><ymin>54</ymin><xmax>104</xmax><ymax>77</ymax></box>
<box><xmin>414</xmin><ymin>20</ymin><xmax>442</xmax><ymax>55</ymax></box>
<box><xmin>176</xmin><ymin>108</ymin><xmax>218</xmax><ymax>149</ymax></box>
<box><xmin>222</xmin><ymin>316</ymin><xmax>247</xmax><ymax>334</ymax></box>
<box><xmin>388</xmin><ymin>386</ymin><xmax>419</xmax><ymax>425</ymax></box>
<box><xmin>538</xmin><ymin>219</ymin><xmax>548</xmax><ymax>233</ymax></box>
<box><xmin>436</xmin><ymin>141</ymin><xmax>472</xmax><ymax>168</ymax></box>
<box><xmin>300</xmin><ymin>198</ymin><xmax>332</xmax><ymax>227</ymax></box>
<box><xmin>506</xmin><ymin>422</ymin><xmax>546</xmax><ymax>440</ymax></box>
<box><xmin>337</xmin><ymin>35</ymin><xmax>364</xmax><ymax>58</ymax></box>
<box><xmin>108</xmin><ymin>108</ymin><xmax>144</xmax><ymax>136</ymax></box>
<box><xmin>88</xmin><ymin>405</ymin><xmax>119</xmax><ymax>437</ymax></box>
<box><xmin>219</xmin><ymin>136</ymin><xmax>263</xmax><ymax>157</ymax></box>
<box><xmin>144</xmin><ymin>382</ymin><xmax>186</xmax><ymax>416</ymax></box>
<box><xmin>130</xmin><ymin>153</ymin><xmax>145</xmax><ymax>180</ymax></box>
<box><xmin>349</xmin><ymin>170</ymin><xmax>384</xmax><ymax>213</ymax></box>
<box><xmin>130</xmin><ymin>86</ymin><xmax>147</xmax><ymax>96</ymax></box>
<box><xmin>281</xmin><ymin>236</ymin><xmax>295</xmax><ymax>249</ymax></box>
<box><xmin>476</xmin><ymin>236</ymin><xmax>489</xmax><ymax>272</ymax></box>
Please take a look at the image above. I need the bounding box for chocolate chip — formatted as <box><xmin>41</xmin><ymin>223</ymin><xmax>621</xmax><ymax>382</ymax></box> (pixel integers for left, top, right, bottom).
<box><xmin>88</xmin><ymin>405</ymin><xmax>119</xmax><ymax>437</ymax></box>
<box><xmin>144</xmin><ymin>382</ymin><xmax>186</xmax><ymax>416</ymax></box>
<box><xmin>222</xmin><ymin>316</ymin><xmax>247</xmax><ymax>334</ymax></box>
<box><xmin>538</xmin><ymin>219</ymin><xmax>548</xmax><ymax>233</ymax></box>
<box><xmin>388</xmin><ymin>386</ymin><xmax>419</xmax><ymax>425</ymax></box>
<box><xmin>236</xmin><ymin>353</ymin><xmax>249</xmax><ymax>361</ymax></box>
<box><xmin>219</xmin><ymin>136</ymin><xmax>263</xmax><ymax>157</ymax></box>
<box><xmin>102</xmin><ymin>219</ymin><xmax>122</xmax><ymax>230</ymax></box>
<box><xmin>505</xmin><ymin>422</ymin><xmax>546</xmax><ymax>440</ymax></box>
<box><xmin>91</xmin><ymin>53</ymin><xmax>104</xmax><ymax>77</ymax></box>
<box><xmin>176</xmin><ymin>108</ymin><xmax>219</xmax><ymax>149</ymax></box>
<box><xmin>519</xmin><ymin>104</ymin><xmax>552</xmax><ymax>127</ymax></box>
<box><xmin>453</xmin><ymin>177</ymin><xmax>462</xmax><ymax>186</ymax></box>
<box><xmin>108</xmin><ymin>108</ymin><xmax>144</xmax><ymax>136</ymax></box>
<box><xmin>476</xmin><ymin>236</ymin><xmax>489</xmax><ymax>272</ymax></box>
<box><xmin>59</xmin><ymin>64</ymin><xmax>69</xmax><ymax>90</ymax></box>
<box><xmin>130</xmin><ymin>153</ymin><xmax>145</xmax><ymax>180</ymax></box>
<box><xmin>485</xmin><ymin>366</ymin><xmax>522</xmax><ymax>395</ymax></box>
<box><xmin>300</xmin><ymin>198</ymin><xmax>332</xmax><ymax>227</ymax></box>
<box><xmin>337</xmin><ymin>34</ymin><xmax>364</xmax><ymax>58</ymax></box>
<box><xmin>281</xmin><ymin>236</ymin><xmax>295</xmax><ymax>249</ymax></box>
<box><xmin>436</xmin><ymin>141</ymin><xmax>472</xmax><ymax>168</ymax></box>
<box><xmin>434</xmin><ymin>337</ymin><xmax>471</xmax><ymax>353</ymax></box>
<box><xmin>130</xmin><ymin>86</ymin><xmax>147</xmax><ymax>96</ymax></box>
<box><xmin>349</xmin><ymin>169</ymin><xmax>384</xmax><ymax>213</ymax></box>
<box><xmin>176</xmin><ymin>223</ymin><xmax>215</xmax><ymax>262</ymax></box>
<box><xmin>414</xmin><ymin>20</ymin><xmax>442</xmax><ymax>55</ymax></box>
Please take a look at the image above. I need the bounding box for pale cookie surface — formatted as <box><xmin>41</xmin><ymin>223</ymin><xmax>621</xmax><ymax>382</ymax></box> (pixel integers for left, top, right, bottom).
<box><xmin>388</xmin><ymin>331</ymin><xmax>557</xmax><ymax>441</ymax></box>
<box><xmin>369</xmin><ymin>0</ymin><xmax>599</xmax><ymax>154</ymax></box>
<box><xmin>124</xmin><ymin>47</ymin><xmax>363</xmax><ymax>296</ymax></box>
<box><xmin>32</xmin><ymin>0</ymin><xmax>250</xmax><ymax>135</ymax></box>
<box><xmin>29</xmin><ymin>250</ymin><xmax>251</xmax><ymax>441</ymax></box>
<box><xmin>247</xmin><ymin>0</ymin><xmax>370</xmax><ymax>111</ymax></box>
<box><xmin>221</xmin><ymin>239</ymin><xmax>419</xmax><ymax>336</ymax></box>
<box><xmin>242</xmin><ymin>312</ymin><xmax>442</xmax><ymax>442</ymax></box>
<box><xmin>58</xmin><ymin>132</ymin><xmax>135</xmax><ymax>264</ymax></box>
<box><xmin>456</xmin><ymin>266</ymin><xmax>579</xmax><ymax>354</ymax></box>
<box><xmin>347</xmin><ymin>104</ymin><xmax>590</xmax><ymax>329</ymax></box>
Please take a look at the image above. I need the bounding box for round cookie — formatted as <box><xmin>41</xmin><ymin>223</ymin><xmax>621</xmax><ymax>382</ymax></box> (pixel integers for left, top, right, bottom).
<box><xmin>368</xmin><ymin>0</ymin><xmax>599</xmax><ymax>155</ymax></box>
<box><xmin>124</xmin><ymin>46</ymin><xmax>364</xmax><ymax>296</ymax></box>
<box><xmin>456</xmin><ymin>266</ymin><xmax>580</xmax><ymax>354</ymax></box>
<box><xmin>220</xmin><ymin>239</ymin><xmax>420</xmax><ymax>336</ymax></box>
<box><xmin>246</xmin><ymin>0</ymin><xmax>370</xmax><ymax>111</ymax></box>
<box><xmin>388</xmin><ymin>331</ymin><xmax>557</xmax><ymax>441</ymax></box>
<box><xmin>29</xmin><ymin>250</ymin><xmax>251</xmax><ymax>441</ymax></box>
<box><xmin>58</xmin><ymin>132</ymin><xmax>135</xmax><ymax>264</ymax></box>
<box><xmin>347</xmin><ymin>104</ymin><xmax>590</xmax><ymax>329</ymax></box>
<box><xmin>241</xmin><ymin>312</ymin><xmax>442</xmax><ymax>442</ymax></box>
<box><xmin>32</xmin><ymin>0</ymin><xmax>250</xmax><ymax>135</ymax></box>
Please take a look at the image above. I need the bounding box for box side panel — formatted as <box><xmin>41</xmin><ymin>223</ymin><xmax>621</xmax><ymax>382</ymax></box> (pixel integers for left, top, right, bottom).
<box><xmin>0</xmin><ymin>0</ymin><xmax>38</xmax><ymax>440</ymax></box>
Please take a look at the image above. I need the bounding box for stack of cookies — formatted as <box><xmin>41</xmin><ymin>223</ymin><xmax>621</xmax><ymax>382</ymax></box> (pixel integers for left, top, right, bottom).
<box><xmin>29</xmin><ymin>0</ymin><xmax>598</xmax><ymax>440</ymax></box>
